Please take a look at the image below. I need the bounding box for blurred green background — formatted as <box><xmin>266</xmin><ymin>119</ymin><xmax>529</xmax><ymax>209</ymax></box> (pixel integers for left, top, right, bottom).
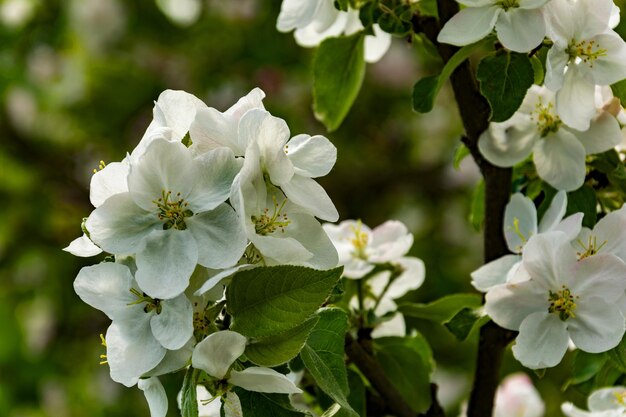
<box><xmin>2</xmin><ymin>0</ymin><xmax>625</xmax><ymax>416</ymax></box>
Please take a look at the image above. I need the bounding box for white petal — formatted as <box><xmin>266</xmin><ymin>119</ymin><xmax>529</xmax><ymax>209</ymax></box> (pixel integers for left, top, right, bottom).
<box><xmin>369</xmin><ymin>220</ymin><xmax>414</xmax><ymax>262</ymax></box>
<box><xmin>555</xmin><ymin>68</ymin><xmax>597</xmax><ymax>131</ymax></box>
<box><xmin>385</xmin><ymin>257</ymin><xmax>426</xmax><ymax>299</ymax></box>
<box><xmin>73</xmin><ymin>263</ymin><xmax>140</xmax><ymax>321</ymax></box>
<box><xmin>523</xmin><ymin>232</ymin><xmax>577</xmax><ymax>288</ymax></box>
<box><xmin>135</xmin><ymin>230</ymin><xmax>198</xmax><ymax>300</ymax></box>
<box><xmin>485</xmin><ymin>280</ymin><xmax>547</xmax><ymax>330</ymax></box>
<box><xmin>229</xmin><ymin>367</ymin><xmax>302</xmax><ymax>394</ymax></box>
<box><xmin>138</xmin><ymin>377</ymin><xmax>168</xmax><ymax>417</ymax></box>
<box><xmin>471</xmin><ymin>254</ymin><xmax>522</xmax><ymax>292</ymax></box>
<box><xmin>437</xmin><ymin>6</ymin><xmax>500</xmax><ymax>46</ymax></box>
<box><xmin>364</xmin><ymin>24</ymin><xmax>391</xmax><ymax>63</ymax></box>
<box><xmin>533</xmin><ymin>129</ymin><xmax>586</xmax><ymax>191</ymax></box>
<box><xmin>517</xmin><ymin>0</ymin><xmax>549</xmax><ymax>8</ymax></box>
<box><xmin>512</xmin><ymin>312</ymin><xmax>569</xmax><ymax>369</ymax></box>
<box><xmin>223</xmin><ymin>392</ymin><xmax>242</xmax><ymax>417</ymax></box>
<box><xmin>554</xmin><ymin>213</ymin><xmax>584</xmax><ymax>240</ymax></box>
<box><xmin>225</xmin><ymin>88</ymin><xmax>266</xmax><ymax>118</ymax></box>
<box><xmin>280</xmin><ymin>176</ymin><xmax>339</xmax><ymax>222</ymax></box>
<box><xmin>63</xmin><ymin>234</ymin><xmax>102</xmax><ymax>257</ymax></box>
<box><xmin>371</xmin><ymin>312</ymin><xmax>406</xmax><ymax>338</ymax></box>
<box><xmin>190</xmin><ymin>108</ymin><xmax>243</xmax><ymax>156</ymax></box>
<box><xmin>478</xmin><ymin>114</ymin><xmax>538</xmax><ymax>167</ymax></box>
<box><xmin>128</xmin><ymin>138</ymin><xmax>195</xmax><ymax>211</ymax></box>
<box><xmin>495</xmin><ymin>8</ymin><xmax>545</xmax><ymax>53</ymax></box>
<box><xmin>146</xmin><ymin>337</ymin><xmax>195</xmax><ymax>377</ymax></box>
<box><xmin>106</xmin><ymin>321</ymin><xmax>166</xmax><ymax>387</ymax></box>
<box><xmin>90</xmin><ymin>159</ymin><xmax>130</xmax><ymax>207</ymax></box>
<box><xmin>560</xmin><ymin>403</ymin><xmax>597</xmax><ymax>417</ymax></box>
<box><xmin>293</xmin><ymin>12</ymin><xmax>348</xmax><ymax>47</ymax></box>
<box><xmin>504</xmin><ymin>193</ymin><xmax>538</xmax><ymax>253</ymax></box>
<box><xmin>457</xmin><ymin>0</ymin><xmax>494</xmax><ymax>6</ymax></box>
<box><xmin>276</xmin><ymin>0</ymin><xmax>319</xmax><ymax>32</ymax></box>
<box><xmin>186</xmin><ymin>205</ymin><xmax>247</xmax><ymax>269</ymax></box>
<box><xmin>194</xmin><ymin>264</ymin><xmax>251</xmax><ymax>297</ymax></box>
<box><xmin>152</xmin><ymin>89</ymin><xmax>206</xmax><ymax>141</ymax></box>
<box><xmin>592</xmin><ymin>206</ymin><xmax>626</xmax><ymax>261</ymax></box>
<box><xmin>538</xmin><ymin>190</ymin><xmax>567</xmax><ymax>233</ymax></box>
<box><xmin>588</xmin><ymin>386</ymin><xmax>626</xmax><ymax>411</ymax></box>
<box><xmin>570</xmin><ymin>254</ymin><xmax>626</xmax><ymax>301</ymax></box>
<box><xmin>150</xmin><ymin>294</ymin><xmax>194</xmax><ymax>350</ymax></box>
<box><xmin>568</xmin><ymin>297</ymin><xmax>625</xmax><ymax>353</ymax></box>
<box><xmin>589</xmin><ymin>33</ymin><xmax>626</xmax><ymax>86</ymax></box>
<box><xmin>189</xmin><ymin>148</ymin><xmax>241</xmax><ymax>212</ymax></box>
<box><xmin>544</xmin><ymin>45</ymin><xmax>569</xmax><ymax>91</ymax></box>
<box><xmin>285</xmin><ymin>134</ymin><xmax>336</xmax><ymax>178</ymax></box>
<box><xmin>192</xmin><ymin>330</ymin><xmax>247</xmax><ymax>379</ymax></box>
<box><xmin>571</xmin><ymin>112</ymin><xmax>622</xmax><ymax>155</ymax></box>
<box><xmin>86</xmin><ymin>193</ymin><xmax>161</xmax><ymax>254</ymax></box>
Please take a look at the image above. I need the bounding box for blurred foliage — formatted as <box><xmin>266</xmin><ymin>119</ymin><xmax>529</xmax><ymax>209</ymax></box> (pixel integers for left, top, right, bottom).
<box><xmin>3</xmin><ymin>0</ymin><xmax>623</xmax><ymax>416</ymax></box>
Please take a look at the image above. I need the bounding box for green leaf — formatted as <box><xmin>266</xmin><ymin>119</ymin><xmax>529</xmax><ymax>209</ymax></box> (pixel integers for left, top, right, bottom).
<box><xmin>608</xmin><ymin>333</ymin><xmax>626</xmax><ymax>373</ymax></box>
<box><xmin>398</xmin><ymin>293</ymin><xmax>483</xmax><ymax>323</ymax></box>
<box><xmin>416</xmin><ymin>0</ymin><xmax>438</xmax><ymax>17</ymax></box>
<box><xmin>444</xmin><ymin>308</ymin><xmax>489</xmax><ymax>341</ymax></box>
<box><xmin>566</xmin><ymin>185</ymin><xmax>597</xmax><ymax>229</ymax></box>
<box><xmin>453</xmin><ymin>143</ymin><xmax>470</xmax><ymax>170</ymax></box>
<box><xmin>530</xmin><ymin>55</ymin><xmax>544</xmax><ymax>85</ymax></box>
<box><xmin>300</xmin><ymin>308</ymin><xmax>357</xmax><ymax>417</ymax></box>
<box><xmin>313</xmin><ymin>33</ymin><xmax>366</xmax><ymax>132</ymax></box>
<box><xmin>236</xmin><ymin>389</ymin><xmax>308</xmax><ymax>417</ymax></box>
<box><xmin>181</xmin><ymin>367</ymin><xmax>200</xmax><ymax>417</ymax></box>
<box><xmin>476</xmin><ymin>51</ymin><xmax>534</xmax><ymax>122</ymax></box>
<box><xmin>334</xmin><ymin>0</ymin><xmax>349</xmax><ymax>11</ymax></box>
<box><xmin>245</xmin><ymin>316</ymin><xmax>319</xmax><ymax>367</ymax></box>
<box><xmin>317</xmin><ymin>369</ymin><xmax>367</xmax><ymax>417</ymax></box>
<box><xmin>413</xmin><ymin>37</ymin><xmax>495</xmax><ymax>114</ymax></box>
<box><xmin>373</xmin><ymin>335</ymin><xmax>434</xmax><ymax>413</ymax></box>
<box><xmin>227</xmin><ymin>266</ymin><xmax>342</xmax><ymax>338</ymax></box>
<box><xmin>470</xmin><ymin>180</ymin><xmax>485</xmax><ymax>232</ymax></box>
<box><xmin>563</xmin><ymin>351</ymin><xmax>607</xmax><ymax>390</ymax></box>
<box><xmin>611</xmin><ymin>79</ymin><xmax>626</xmax><ymax>108</ymax></box>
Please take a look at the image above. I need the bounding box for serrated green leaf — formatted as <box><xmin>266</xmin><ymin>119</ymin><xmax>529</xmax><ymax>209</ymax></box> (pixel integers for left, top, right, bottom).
<box><xmin>227</xmin><ymin>266</ymin><xmax>342</xmax><ymax>338</ymax></box>
<box><xmin>181</xmin><ymin>367</ymin><xmax>200</xmax><ymax>417</ymax></box>
<box><xmin>373</xmin><ymin>335</ymin><xmax>434</xmax><ymax>413</ymax></box>
<box><xmin>477</xmin><ymin>51</ymin><xmax>534</xmax><ymax>122</ymax></box>
<box><xmin>245</xmin><ymin>316</ymin><xmax>319</xmax><ymax>367</ymax></box>
<box><xmin>398</xmin><ymin>293</ymin><xmax>483</xmax><ymax>323</ymax></box>
<box><xmin>413</xmin><ymin>37</ymin><xmax>495</xmax><ymax>114</ymax></box>
<box><xmin>444</xmin><ymin>308</ymin><xmax>487</xmax><ymax>341</ymax></box>
<box><xmin>611</xmin><ymin>79</ymin><xmax>626</xmax><ymax>108</ymax></box>
<box><xmin>301</xmin><ymin>308</ymin><xmax>357</xmax><ymax>417</ymax></box>
<box><xmin>566</xmin><ymin>185</ymin><xmax>597</xmax><ymax>229</ymax></box>
<box><xmin>313</xmin><ymin>33</ymin><xmax>366</xmax><ymax>132</ymax></box>
<box><xmin>235</xmin><ymin>389</ymin><xmax>308</xmax><ymax>417</ymax></box>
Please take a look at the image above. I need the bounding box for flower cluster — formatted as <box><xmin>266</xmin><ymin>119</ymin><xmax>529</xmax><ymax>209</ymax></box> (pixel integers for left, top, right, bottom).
<box><xmin>441</xmin><ymin>0</ymin><xmax>626</xmax><ymax>191</ymax></box>
<box><xmin>65</xmin><ymin>88</ymin><xmax>341</xmax><ymax>416</ymax></box>
<box><xmin>475</xmin><ymin>192</ymin><xmax>626</xmax><ymax>369</ymax></box>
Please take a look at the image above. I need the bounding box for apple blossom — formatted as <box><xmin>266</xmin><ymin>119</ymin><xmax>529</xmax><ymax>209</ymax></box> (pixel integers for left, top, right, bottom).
<box><xmin>562</xmin><ymin>386</ymin><xmax>626</xmax><ymax>417</ymax></box>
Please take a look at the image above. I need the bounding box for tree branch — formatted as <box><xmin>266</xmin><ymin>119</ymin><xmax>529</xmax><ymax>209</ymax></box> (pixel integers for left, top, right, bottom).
<box><xmin>414</xmin><ymin>2</ymin><xmax>517</xmax><ymax>416</ymax></box>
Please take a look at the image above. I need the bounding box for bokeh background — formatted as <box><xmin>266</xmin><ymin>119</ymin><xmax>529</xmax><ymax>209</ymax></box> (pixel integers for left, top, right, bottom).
<box><xmin>1</xmin><ymin>0</ymin><xmax>625</xmax><ymax>416</ymax></box>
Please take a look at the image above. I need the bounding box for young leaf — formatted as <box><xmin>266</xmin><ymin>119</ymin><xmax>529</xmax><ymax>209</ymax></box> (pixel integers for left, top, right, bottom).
<box><xmin>300</xmin><ymin>308</ymin><xmax>357</xmax><ymax>417</ymax></box>
<box><xmin>227</xmin><ymin>266</ymin><xmax>342</xmax><ymax>338</ymax></box>
<box><xmin>413</xmin><ymin>37</ymin><xmax>495</xmax><ymax>114</ymax></box>
<box><xmin>235</xmin><ymin>389</ymin><xmax>307</xmax><ymax>417</ymax></box>
<box><xmin>313</xmin><ymin>33</ymin><xmax>366</xmax><ymax>132</ymax></box>
<box><xmin>373</xmin><ymin>335</ymin><xmax>434</xmax><ymax>413</ymax></box>
<box><xmin>398</xmin><ymin>293</ymin><xmax>483</xmax><ymax>323</ymax></box>
<box><xmin>476</xmin><ymin>51</ymin><xmax>534</xmax><ymax>122</ymax></box>
<box><xmin>444</xmin><ymin>308</ymin><xmax>489</xmax><ymax>341</ymax></box>
<box><xmin>180</xmin><ymin>367</ymin><xmax>200</xmax><ymax>417</ymax></box>
<box><xmin>245</xmin><ymin>316</ymin><xmax>319</xmax><ymax>367</ymax></box>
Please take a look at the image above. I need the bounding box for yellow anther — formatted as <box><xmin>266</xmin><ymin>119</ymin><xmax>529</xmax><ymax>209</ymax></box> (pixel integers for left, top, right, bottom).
<box><xmin>99</xmin><ymin>334</ymin><xmax>108</xmax><ymax>365</ymax></box>
<box><xmin>153</xmin><ymin>190</ymin><xmax>193</xmax><ymax>230</ymax></box>
<box><xmin>576</xmin><ymin>235</ymin><xmax>607</xmax><ymax>260</ymax></box>
<box><xmin>128</xmin><ymin>288</ymin><xmax>163</xmax><ymax>314</ymax></box>
<box><xmin>252</xmin><ymin>196</ymin><xmax>291</xmax><ymax>235</ymax></box>
<box><xmin>93</xmin><ymin>160</ymin><xmax>107</xmax><ymax>174</ymax></box>
<box><xmin>99</xmin><ymin>333</ymin><xmax>106</xmax><ymax>347</ymax></box>
<box><xmin>568</xmin><ymin>39</ymin><xmax>608</xmax><ymax>67</ymax></box>
<box><xmin>613</xmin><ymin>390</ymin><xmax>626</xmax><ymax>406</ymax></box>
<box><xmin>530</xmin><ymin>99</ymin><xmax>562</xmax><ymax>137</ymax></box>
<box><xmin>350</xmin><ymin>220</ymin><xmax>369</xmax><ymax>260</ymax></box>
<box><xmin>548</xmin><ymin>286</ymin><xmax>578</xmax><ymax>321</ymax></box>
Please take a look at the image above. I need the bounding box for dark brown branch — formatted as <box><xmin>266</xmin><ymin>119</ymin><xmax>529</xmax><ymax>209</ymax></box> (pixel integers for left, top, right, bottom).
<box><xmin>414</xmin><ymin>2</ymin><xmax>517</xmax><ymax>417</ymax></box>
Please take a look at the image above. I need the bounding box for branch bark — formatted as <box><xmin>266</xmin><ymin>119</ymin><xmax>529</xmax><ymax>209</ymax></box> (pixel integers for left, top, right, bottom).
<box><xmin>414</xmin><ymin>2</ymin><xmax>517</xmax><ymax>416</ymax></box>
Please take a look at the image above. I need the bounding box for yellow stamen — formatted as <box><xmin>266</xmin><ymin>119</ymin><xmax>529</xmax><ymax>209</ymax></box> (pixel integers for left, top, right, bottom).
<box><xmin>576</xmin><ymin>235</ymin><xmax>607</xmax><ymax>259</ymax></box>
<box><xmin>548</xmin><ymin>286</ymin><xmax>578</xmax><ymax>321</ymax></box>
<box><xmin>252</xmin><ymin>197</ymin><xmax>291</xmax><ymax>235</ymax></box>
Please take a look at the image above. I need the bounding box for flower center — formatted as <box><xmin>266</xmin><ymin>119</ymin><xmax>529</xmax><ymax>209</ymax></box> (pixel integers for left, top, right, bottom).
<box><xmin>350</xmin><ymin>220</ymin><xmax>369</xmax><ymax>260</ymax></box>
<box><xmin>530</xmin><ymin>100</ymin><xmax>562</xmax><ymax>137</ymax></box>
<box><xmin>613</xmin><ymin>390</ymin><xmax>626</xmax><ymax>406</ymax></box>
<box><xmin>252</xmin><ymin>198</ymin><xmax>290</xmax><ymax>235</ymax></box>
<box><xmin>497</xmin><ymin>0</ymin><xmax>519</xmax><ymax>11</ymax></box>
<box><xmin>153</xmin><ymin>190</ymin><xmax>193</xmax><ymax>230</ymax></box>
<box><xmin>568</xmin><ymin>39</ymin><xmax>607</xmax><ymax>68</ymax></box>
<box><xmin>548</xmin><ymin>286</ymin><xmax>578</xmax><ymax>321</ymax></box>
<box><xmin>128</xmin><ymin>288</ymin><xmax>163</xmax><ymax>314</ymax></box>
<box><xmin>576</xmin><ymin>235</ymin><xmax>607</xmax><ymax>259</ymax></box>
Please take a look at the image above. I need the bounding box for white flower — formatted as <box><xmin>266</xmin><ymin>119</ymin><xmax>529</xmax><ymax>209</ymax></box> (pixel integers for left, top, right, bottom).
<box><xmin>478</xmin><ymin>85</ymin><xmax>623</xmax><ymax>191</ymax></box>
<box><xmin>276</xmin><ymin>0</ymin><xmax>391</xmax><ymax>63</ymax></box>
<box><xmin>86</xmin><ymin>137</ymin><xmax>247</xmax><ymax>299</ymax></box>
<box><xmin>323</xmin><ymin>220</ymin><xmax>416</xmax><ymax>279</ymax></box>
<box><xmin>471</xmin><ymin>191</ymin><xmax>583</xmax><ymax>291</ymax></box>
<box><xmin>493</xmin><ymin>373</ymin><xmax>545</xmax><ymax>417</ymax></box>
<box><xmin>544</xmin><ymin>0</ymin><xmax>626</xmax><ymax>130</ymax></box>
<box><xmin>74</xmin><ymin>262</ymin><xmax>194</xmax><ymax>386</ymax></box>
<box><xmin>230</xmin><ymin>140</ymin><xmax>338</xmax><ymax>269</ymax></box>
<box><xmin>138</xmin><ymin>377</ymin><xmax>168</xmax><ymax>417</ymax></box>
<box><xmin>573</xmin><ymin>204</ymin><xmax>626</xmax><ymax>262</ymax></box>
<box><xmin>562</xmin><ymin>386</ymin><xmax>626</xmax><ymax>417</ymax></box>
<box><xmin>485</xmin><ymin>232</ymin><xmax>626</xmax><ymax>369</ymax></box>
<box><xmin>190</xmin><ymin>330</ymin><xmax>301</xmax><ymax>416</ymax></box>
<box><xmin>437</xmin><ymin>0</ymin><xmax>549</xmax><ymax>53</ymax></box>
